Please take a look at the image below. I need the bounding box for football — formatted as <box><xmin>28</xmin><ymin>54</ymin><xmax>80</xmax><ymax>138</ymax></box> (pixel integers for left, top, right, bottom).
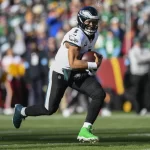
<box><xmin>81</xmin><ymin>51</ymin><xmax>103</xmax><ymax>62</ymax></box>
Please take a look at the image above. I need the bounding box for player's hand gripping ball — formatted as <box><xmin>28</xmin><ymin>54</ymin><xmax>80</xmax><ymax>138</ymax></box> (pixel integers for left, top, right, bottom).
<box><xmin>82</xmin><ymin>51</ymin><xmax>103</xmax><ymax>69</ymax></box>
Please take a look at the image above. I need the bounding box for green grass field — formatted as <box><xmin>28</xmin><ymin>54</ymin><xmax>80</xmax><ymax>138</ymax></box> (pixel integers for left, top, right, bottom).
<box><xmin>0</xmin><ymin>112</ymin><xmax>150</xmax><ymax>150</ymax></box>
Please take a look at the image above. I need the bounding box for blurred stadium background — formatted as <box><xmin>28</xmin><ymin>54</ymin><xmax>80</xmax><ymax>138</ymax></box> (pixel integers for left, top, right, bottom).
<box><xmin>1</xmin><ymin>0</ymin><xmax>150</xmax><ymax>149</ymax></box>
<box><xmin>1</xmin><ymin>0</ymin><xmax>150</xmax><ymax>115</ymax></box>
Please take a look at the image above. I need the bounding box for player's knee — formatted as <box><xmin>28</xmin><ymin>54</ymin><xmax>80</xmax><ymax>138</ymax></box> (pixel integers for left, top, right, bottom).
<box><xmin>91</xmin><ymin>89</ymin><xmax>106</xmax><ymax>102</ymax></box>
<box><xmin>46</xmin><ymin>107</ymin><xmax>58</xmax><ymax>115</ymax></box>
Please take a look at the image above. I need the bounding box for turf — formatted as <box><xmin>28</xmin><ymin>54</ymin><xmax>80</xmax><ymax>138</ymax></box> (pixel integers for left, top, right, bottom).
<box><xmin>0</xmin><ymin>112</ymin><xmax>150</xmax><ymax>150</ymax></box>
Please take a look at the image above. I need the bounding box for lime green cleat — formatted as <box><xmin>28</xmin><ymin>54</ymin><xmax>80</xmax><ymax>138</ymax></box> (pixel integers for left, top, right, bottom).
<box><xmin>77</xmin><ymin>125</ymin><xmax>99</xmax><ymax>143</ymax></box>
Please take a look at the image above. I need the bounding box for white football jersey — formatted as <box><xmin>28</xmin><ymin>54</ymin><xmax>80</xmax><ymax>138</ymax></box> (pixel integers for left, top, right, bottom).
<box><xmin>51</xmin><ymin>27</ymin><xmax>98</xmax><ymax>74</ymax></box>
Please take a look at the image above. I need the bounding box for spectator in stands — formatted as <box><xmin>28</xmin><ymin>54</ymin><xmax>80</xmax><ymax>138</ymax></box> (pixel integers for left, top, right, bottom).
<box><xmin>24</xmin><ymin>41</ymin><xmax>49</xmax><ymax>105</ymax></box>
<box><xmin>46</xmin><ymin>2</ymin><xmax>64</xmax><ymax>37</ymax></box>
<box><xmin>109</xmin><ymin>17</ymin><xmax>125</xmax><ymax>43</ymax></box>
<box><xmin>95</xmin><ymin>29</ymin><xmax>121</xmax><ymax>58</ymax></box>
<box><xmin>128</xmin><ymin>38</ymin><xmax>150</xmax><ymax>115</ymax></box>
<box><xmin>47</xmin><ymin>37</ymin><xmax>58</xmax><ymax>62</ymax></box>
<box><xmin>0</xmin><ymin>66</ymin><xmax>13</xmax><ymax>115</ymax></box>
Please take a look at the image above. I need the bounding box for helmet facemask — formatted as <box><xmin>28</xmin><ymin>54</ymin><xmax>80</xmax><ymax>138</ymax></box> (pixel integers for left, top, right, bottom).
<box><xmin>83</xmin><ymin>19</ymin><xmax>99</xmax><ymax>35</ymax></box>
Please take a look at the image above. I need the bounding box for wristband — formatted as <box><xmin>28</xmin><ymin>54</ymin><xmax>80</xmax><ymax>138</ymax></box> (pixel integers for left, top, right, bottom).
<box><xmin>87</xmin><ymin>62</ymin><xmax>97</xmax><ymax>69</ymax></box>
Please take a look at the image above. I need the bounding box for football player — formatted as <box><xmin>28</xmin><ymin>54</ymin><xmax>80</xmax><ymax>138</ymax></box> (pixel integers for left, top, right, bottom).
<box><xmin>12</xmin><ymin>6</ymin><xmax>106</xmax><ymax>143</ymax></box>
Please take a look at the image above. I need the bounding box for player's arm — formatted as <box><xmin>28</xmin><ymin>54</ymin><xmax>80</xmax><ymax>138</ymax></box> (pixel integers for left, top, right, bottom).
<box><xmin>66</xmin><ymin>42</ymin><xmax>87</xmax><ymax>69</ymax></box>
<box><xmin>65</xmin><ymin>42</ymin><xmax>99</xmax><ymax>69</ymax></box>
